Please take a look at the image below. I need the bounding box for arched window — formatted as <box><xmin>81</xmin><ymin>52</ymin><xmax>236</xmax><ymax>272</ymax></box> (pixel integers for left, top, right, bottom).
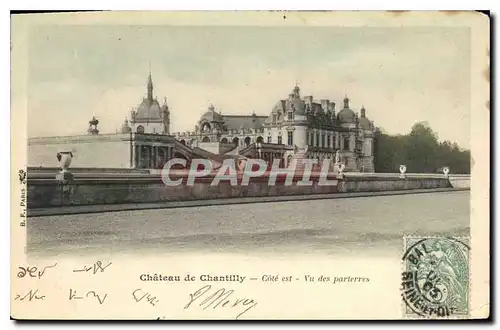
<box><xmin>201</xmin><ymin>122</ymin><xmax>211</xmax><ymax>132</ymax></box>
<box><xmin>220</xmin><ymin>137</ymin><xmax>228</xmax><ymax>143</ymax></box>
<box><xmin>137</xmin><ymin>125</ymin><xmax>145</xmax><ymax>134</ymax></box>
<box><xmin>232</xmin><ymin>137</ymin><xmax>239</xmax><ymax>146</ymax></box>
<box><xmin>244</xmin><ymin>136</ymin><xmax>251</xmax><ymax>147</ymax></box>
<box><xmin>256</xmin><ymin>136</ymin><xmax>264</xmax><ymax>143</ymax></box>
<box><xmin>202</xmin><ymin>136</ymin><xmax>210</xmax><ymax>142</ymax></box>
<box><xmin>180</xmin><ymin>139</ymin><xmax>186</xmax><ymax>145</ymax></box>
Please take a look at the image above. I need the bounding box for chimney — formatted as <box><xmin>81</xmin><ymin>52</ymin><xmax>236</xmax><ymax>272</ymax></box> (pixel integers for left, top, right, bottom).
<box><xmin>329</xmin><ymin>102</ymin><xmax>336</xmax><ymax>118</ymax></box>
<box><xmin>304</xmin><ymin>95</ymin><xmax>313</xmax><ymax>104</ymax></box>
<box><xmin>320</xmin><ymin>99</ymin><xmax>330</xmax><ymax>111</ymax></box>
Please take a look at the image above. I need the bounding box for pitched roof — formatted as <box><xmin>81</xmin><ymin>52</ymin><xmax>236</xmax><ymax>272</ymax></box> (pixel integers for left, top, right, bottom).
<box><xmin>222</xmin><ymin>114</ymin><xmax>267</xmax><ymax>131</ymax></box>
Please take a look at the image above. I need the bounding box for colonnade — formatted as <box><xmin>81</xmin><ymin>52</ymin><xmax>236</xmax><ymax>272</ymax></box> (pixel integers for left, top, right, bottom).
<box><xmin>133</xmin><ymin>144</ymin><xmax>175</xmax><ymax>169</ymax></box>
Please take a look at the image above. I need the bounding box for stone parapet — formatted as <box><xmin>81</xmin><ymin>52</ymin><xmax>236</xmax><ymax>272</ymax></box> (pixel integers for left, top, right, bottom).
<box><xmin>26</xmin><ymin>168</ymin><xmax>468</xmax><ymax>209</ymax></box>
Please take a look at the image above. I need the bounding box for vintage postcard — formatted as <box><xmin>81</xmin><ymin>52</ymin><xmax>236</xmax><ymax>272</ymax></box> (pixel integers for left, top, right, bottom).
<box><xmin>11</xmin><ymin>11</ymin><xmax>490</xmax><ymax>320</ymax></box>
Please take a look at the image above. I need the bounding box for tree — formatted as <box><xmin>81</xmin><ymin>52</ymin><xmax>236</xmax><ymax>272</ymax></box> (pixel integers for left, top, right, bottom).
<box><xmin>374</xmin><ymin>122</ymin><xmax>470</xmax><ymax>174</ymax></box>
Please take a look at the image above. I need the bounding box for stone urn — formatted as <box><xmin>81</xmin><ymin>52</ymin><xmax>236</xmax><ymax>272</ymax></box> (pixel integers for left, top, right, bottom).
<box><xmin>336</xmin><ymin>163</ymin><xmax>345</xmax><ymax>179</ymax></box>
<box><xmin>57</xmin><ymin>152</ymin><xmax>73</xmax><ymax>173</ymax></box>
<box><xmin>399</xmin><ymin>165</ymin><xmax>407</xmax><ymax>179</ymax></box>
<box><xmin>335</xmin><ymin>150</ymin><xmax>341</xmax><ymax>164</ymax></box>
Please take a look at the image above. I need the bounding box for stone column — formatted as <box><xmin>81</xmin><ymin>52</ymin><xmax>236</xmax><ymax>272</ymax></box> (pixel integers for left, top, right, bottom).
<box><xmin>151</xmin><ymin>146</ymin><xmax>156</xmax><ymax>168</ymax></box>
<box><xmin>159</xmin><ymin>147</ymin><xmax>165</xmax><ymax>165</ymax></box>
<box><xmin>146</xmin><ymin>146</ymin><xmax>151</xmax><ymax>168</ymax></box>
<box><xmin>131</xmin><ymin>144</ymin><xmax>136</xmax><ymax>168</ymax></box>
<box><xmin>155</xmin><ymin>146</ymin><xmax>159</xmax><ymax>168</ymax></box>
<box><xmin>137</xmin><ymin>145</ymin><xmax>142</xmax><ymax>168</ymax></box>
<box><xmin>154</xmin><ymin>146</ymin><xmax>158</xmax><ymax>168</ymax></box>
<box><xmin>149</xmin><ymin>146</ymin><xmax>155</xmax><ymax>168</ymax></box>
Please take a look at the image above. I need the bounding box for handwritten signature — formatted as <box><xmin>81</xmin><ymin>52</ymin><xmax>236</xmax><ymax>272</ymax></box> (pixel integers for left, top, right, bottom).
<box><xmin>69</xmin><ymin>289</ymin><xmax>108</xmax><ymax>305</ymax></box>
<box><xmin>17</xmin><ymin>263</ymin><xmax>58</xmax><ymax>279</ymax></box>
<box><xmin>133</xmin><ymin>289</ymin><xmax>159</xmax><ymax>307</ymax></box>
<box><xmin>73</xmin><ymin>261</ymin><xmax>112</xmax><ymax>274</ymax></box>
<box><xmin>184</xmin><ymin>285</ymin><xmax>257</xmax><ymax>319</ymax></box>
<box><xmin>14</xmin><ymin>289</ymin><xmax>45</xmax><ymax>302</ymax></box>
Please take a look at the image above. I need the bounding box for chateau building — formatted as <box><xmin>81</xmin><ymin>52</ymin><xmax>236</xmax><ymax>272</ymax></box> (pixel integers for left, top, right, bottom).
<box><xmin>174</xmin><ymin>85</ymin><xmax>376</xmax><ymax>172</ymax></box>
<box><xmin>28</xmin><ymin>72</ymin><xmax>375</xmax><ymax>172</ymax></box>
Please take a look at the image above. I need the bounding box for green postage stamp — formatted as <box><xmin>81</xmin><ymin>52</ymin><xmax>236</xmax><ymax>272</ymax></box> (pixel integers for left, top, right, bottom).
<box><xmin>401</xmin><ymin>236</ymin><xmax>470</xmax><ymax>318</ymax></box>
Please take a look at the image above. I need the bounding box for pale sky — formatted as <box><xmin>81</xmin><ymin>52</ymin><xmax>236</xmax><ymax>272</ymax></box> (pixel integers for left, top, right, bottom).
<box><xmin>26</xmin><ymin>25</ymin><xmax>471</xmax><ymax>149</ymax></box>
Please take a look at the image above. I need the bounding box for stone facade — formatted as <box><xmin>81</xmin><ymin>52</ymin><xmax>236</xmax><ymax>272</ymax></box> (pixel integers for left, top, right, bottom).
<box><xmin>174</xmin><ymin>85</ymin><xmax>376</xmax><ymax>172</ymax></box>
<box><xmin>28</xmin><ymin>133</ymin><xmax>190</xmax><ymax>170</ymax></box>
<box><xmin>28</xmin><ymin>134</ymin><xmax>133</xmax><ymax>169</ymax></box>
<box><xmin>28</xmin><ymin>72</ymin><xmax>376</xmax><ymax>172</ymax></box>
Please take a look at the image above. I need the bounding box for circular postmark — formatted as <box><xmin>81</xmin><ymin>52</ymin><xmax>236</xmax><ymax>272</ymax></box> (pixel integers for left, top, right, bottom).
<box><xmin>401</xmin><ymin>237</ymin><xmax>470</xmax><ymax>318</ymax></box>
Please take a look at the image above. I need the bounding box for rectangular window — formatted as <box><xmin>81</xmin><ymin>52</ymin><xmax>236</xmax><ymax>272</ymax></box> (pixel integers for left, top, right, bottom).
<box><xmin>273</xmin><ymin>114</ymin><xmax>277</xmax><ymax>123</ymax></box>
<box><xmin>322</xmin><ymin>134</ymin><xmax>326</xmax><ymax>148</ymax></box>
<box><xmin>267</xmin><ymin>135</ymin><xmax>272</xmax><ymax>143</ymax></box>
<box><xmin>316</xmin><ymin>133</ymin><xmax>319</xmax><ymax>147</ymax></box>
<box><xmin>278</xmin><ymin>136</ymin><xmax>282</xmax><ymax>144</ymax></box>
<box><xmin>287</xmin><ymin>131</ymin><xmax>293</xmax><ymax>146</ymax></box>
<box><xmin>327</xmin><ymin>134</ymin><xmax>331</xmax><ymax>148</ymax></box>
<box><xmin>288</xmin><ymin>112</ymin><xmax>293</xmax><ymax>121</ymax></box>
<box><xmin>343</xmin><ymin>137</ymin><xmax>350</xmax><ymax>151</ymax></box>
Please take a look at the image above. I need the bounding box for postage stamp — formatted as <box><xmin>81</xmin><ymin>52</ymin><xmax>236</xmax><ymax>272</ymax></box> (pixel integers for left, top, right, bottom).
<box><xmin>401</xmin><ymin>236</ymin><xmax>470</xmax><ymax>318</ymax></box>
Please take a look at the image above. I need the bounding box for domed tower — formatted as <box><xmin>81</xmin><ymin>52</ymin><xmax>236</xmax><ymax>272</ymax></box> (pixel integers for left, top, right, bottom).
<box><xmin>129</xmin><ymin>70</ymin><xmax>169</xmax><ymax>135</ymax></box>
<box><xmin>358</xmin><ymin>105</ymin><xmax>375</xmax><ymax>172</ymax></box>
<box><xmin>162</xmin><ymin>97</ymin><xmax>170</xmax><ymax>135</ymax></box>
<box><xmin>337</xmin><ymin>95</ymin><xmax>356</xmax><ymax>125</ymax></box>
<box><xmin>288</xmin><ymin>85</ymin><xmax>308</xmax><ymax>150</ymax></box>
<box><xmin>358</xmin><ymin>105</ymin><xmax>372</xmax><ymax>130</ymax></box>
